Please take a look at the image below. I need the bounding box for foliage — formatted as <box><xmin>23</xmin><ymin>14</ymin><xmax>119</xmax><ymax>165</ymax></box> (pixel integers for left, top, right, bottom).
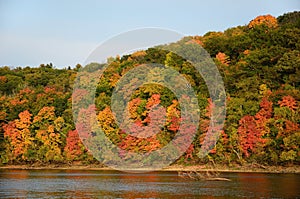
<box><xmin>0</xmin><ymin>12</ymin><xmax>299</xmax><ymax>166</ymax></box>
<box><xmin>248</xmin><ymin>14</ymin><xmax>278</xmax><ymax>29</ymax></box>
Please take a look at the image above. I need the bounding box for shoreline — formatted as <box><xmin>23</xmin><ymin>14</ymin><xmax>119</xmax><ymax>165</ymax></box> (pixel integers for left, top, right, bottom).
<box><xmin>0</xmin><ymin>164</ymin><xmax>299</xmax><ymax>173</ymax></box>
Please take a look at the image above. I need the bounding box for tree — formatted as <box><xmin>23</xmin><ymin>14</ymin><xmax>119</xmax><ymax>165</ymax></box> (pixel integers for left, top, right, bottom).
<box><xmin>237</xmin><ymin>97</ymin><xmax>272</xmax><ymax>158</ymax></box>
<box><xmin>3</xmin><ymin>110</ymin><xmax>33</xmax><ymax>162</ymax></box>
<box><xmin>275</xmin><ymin>50</ymin><xmax>300</xmax><ymax>86</ymax></box>
<box><xmin>238</xmin><ymin>115</ymin><xmax>264</xmax><ymax>157</ymax></box>
<box><xmin>33</xmin><ymin>106</ymin><xmax>63</xmax><ymax>162</ymax></box>
<box><xmin>216</xmin><ymin>52</ymin><xmax>230</xmax><ymax>66</ymax></box>
<box><xmin>64</xmin><ymin>130</ymin><xmax>86</xmax><ymax>161</ymax></box>
<box><xmin>272</xmin><ymin>95</ymin><xmax>300</xmax><ymax>163</ymax></box>
<box><xmin>248</xmin><ymin>15</ymin><xmax>278</xmax><ymax>29</ymax></box>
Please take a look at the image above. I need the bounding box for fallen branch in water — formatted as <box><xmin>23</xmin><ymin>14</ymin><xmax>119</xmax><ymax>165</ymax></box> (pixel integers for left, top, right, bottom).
<box><xmin>178</xmin><ymin>167</ymin><xmax>231</xmax><ymax>181</ymax></box>
<box><xmin>206</xmin><ymin>177</ymin><xmax>232</xmax><ymax>181</ymax></box>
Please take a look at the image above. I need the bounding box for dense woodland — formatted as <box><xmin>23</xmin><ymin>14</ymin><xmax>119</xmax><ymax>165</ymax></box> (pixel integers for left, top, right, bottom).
<box><xmin>0</xmin><ymin>12</ymin><xmax>299</xmax><ymax>166</ymax></box>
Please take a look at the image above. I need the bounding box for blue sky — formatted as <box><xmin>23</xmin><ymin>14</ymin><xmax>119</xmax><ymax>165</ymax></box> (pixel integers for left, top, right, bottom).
<box><xmin>0</xmin><ymin>0</ymin><xmax>299</xmax><ymax>68</ymax></box>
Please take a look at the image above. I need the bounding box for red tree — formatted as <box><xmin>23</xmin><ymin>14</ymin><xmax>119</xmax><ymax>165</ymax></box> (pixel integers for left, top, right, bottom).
<box><xmin>64</xmin><ymin>130</ymin><xmax>85</xmax><ymax>160</ymax></box>
<box><xmin>238</xmin><ymin>97</ymin><xmax>272</xmax><ymax>157</ymax></box>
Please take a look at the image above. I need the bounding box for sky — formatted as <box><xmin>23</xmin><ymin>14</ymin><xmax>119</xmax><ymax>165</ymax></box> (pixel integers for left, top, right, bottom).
<box><xmin>0</xmin><ymin>0</ymin><xmax>299</xmax><ymax>68</ymax></box>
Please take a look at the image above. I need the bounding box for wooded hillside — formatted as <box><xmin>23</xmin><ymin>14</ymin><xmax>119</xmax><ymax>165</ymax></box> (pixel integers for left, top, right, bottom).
<box><xmin>0</xmin><ymin>12</ymin><xmax>299</xmax><ymax>166</ymax></box>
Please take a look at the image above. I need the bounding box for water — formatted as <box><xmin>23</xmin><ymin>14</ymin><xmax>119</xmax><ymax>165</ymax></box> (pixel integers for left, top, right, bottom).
<box><xmin>0</xmin><ymin>169</ymin><xmax>299</xmax><ymax>198</ymax></box>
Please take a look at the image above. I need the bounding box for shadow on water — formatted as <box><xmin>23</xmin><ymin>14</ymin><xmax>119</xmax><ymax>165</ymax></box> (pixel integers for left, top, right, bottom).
<box><xmin>0</xmin><ymin>169</ymin><xmax>299</xmax><ymax>198</ymax></box>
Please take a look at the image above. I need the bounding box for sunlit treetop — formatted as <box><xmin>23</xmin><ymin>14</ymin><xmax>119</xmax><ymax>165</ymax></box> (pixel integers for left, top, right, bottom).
<box><xmin>248</xmin><ymin>14</ymin><xmax>278</xmax><ymax>29</ymax></box>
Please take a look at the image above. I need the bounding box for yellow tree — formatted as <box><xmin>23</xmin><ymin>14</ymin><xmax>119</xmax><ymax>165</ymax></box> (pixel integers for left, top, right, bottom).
<box><xmin>33</xmin><ymin>106</ymin><xmax>63</xmax><ymax>162</ymax></box>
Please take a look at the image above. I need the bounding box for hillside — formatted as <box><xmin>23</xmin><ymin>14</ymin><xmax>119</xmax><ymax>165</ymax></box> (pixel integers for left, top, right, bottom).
<box><xmin>0</xmin><ymin>11</ymin><xmax>299</xmax><ymax>167</ymax></box>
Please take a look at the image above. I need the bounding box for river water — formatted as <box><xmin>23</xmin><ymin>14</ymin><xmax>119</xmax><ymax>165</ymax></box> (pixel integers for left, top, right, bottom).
<box><xmin>0</xmin><ymin>169</ymin><xmax>299</xmax><ymax>198</ymax></box>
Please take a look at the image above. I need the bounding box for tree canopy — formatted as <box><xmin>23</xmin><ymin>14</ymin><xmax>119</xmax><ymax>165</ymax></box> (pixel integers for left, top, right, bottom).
<box><xmin>0</xmin><ymin>12</ymin><xmax>299</xmax><ymax>166</ymax></box>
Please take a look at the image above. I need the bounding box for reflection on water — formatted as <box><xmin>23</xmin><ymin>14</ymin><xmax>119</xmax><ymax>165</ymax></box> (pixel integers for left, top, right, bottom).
<box><xmin>0</xmin><ymin>169</ymin><xmax>299</xmax><ymax>198</ymax></box>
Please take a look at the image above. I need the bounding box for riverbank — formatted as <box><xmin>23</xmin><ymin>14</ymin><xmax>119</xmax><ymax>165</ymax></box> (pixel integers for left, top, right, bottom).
<box><xmin>1</xmin><ymin>163</ymin><xmax>299</xmax><ymax>173</ymax></box>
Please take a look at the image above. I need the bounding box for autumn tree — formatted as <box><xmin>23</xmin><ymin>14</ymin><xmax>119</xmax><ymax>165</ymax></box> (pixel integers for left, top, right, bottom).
<box><xmin>272</xmin><ymin>95</ymin><xmax>300</xmax><ymax>163</ymax></box>
<box><xmin>248</xmin><ymin>14</ymin><xmax>278</xmax><ymax>29</ymax></box>
<box><xmin>33</xmin><ymin>106</ymin><xmax>63</xmax><ymax>162</ymax></box>
<box><xmin>3</xmin><ymin>110</ymin><xmax>33</xmax><ymax>162</ymax></box>
<box><xmin>64</xmin><ymin>130</ymin><xmax>86</xmax><ymax>161</ymax></box>
<box><xmin>238</xmin><ymin>97</ymin><xmax>272</xmax><ymax>159</ymax></box>
<box><xmin>216</xmin><ymin>52</ymin><xmax>230</xmax><ymax>66</ymax></box>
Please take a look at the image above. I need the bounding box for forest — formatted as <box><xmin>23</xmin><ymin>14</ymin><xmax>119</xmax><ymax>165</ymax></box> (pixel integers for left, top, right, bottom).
<box><xmin>0</xmin><ymin>11</ymin><xmax>299</xmax><ymax>167</ymax></box>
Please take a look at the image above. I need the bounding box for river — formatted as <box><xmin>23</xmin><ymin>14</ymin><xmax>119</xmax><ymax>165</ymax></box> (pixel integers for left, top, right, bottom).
<box><xmin>0</xmin><ymin>169</ymin><xmax>299</xmax><ymax>198</ymax></box>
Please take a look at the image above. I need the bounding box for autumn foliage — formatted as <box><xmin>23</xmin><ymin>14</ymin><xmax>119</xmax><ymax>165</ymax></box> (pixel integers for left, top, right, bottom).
<box><xmin>216</xmin><ymin>52</ymin><xmax>230</xmax><ymax>66</ymax></box>
<box><xmin>248</xmin><ymin>14</ymin><xmax>278</xmax><ymax>29</ymax></box>
<box><xmin>64</xmin><ymin>130</ymin><xmax>85</xmax><ymax>160</ymax></box>
<box><xmin>3</xmin><ymin>110</ymin><xmax>33</xmax><ymax>161</ymax></box>
<box><xmin>0</xmin><ymin>12</ymin><xmax>299</xmax><ymax>166</ymax></box>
